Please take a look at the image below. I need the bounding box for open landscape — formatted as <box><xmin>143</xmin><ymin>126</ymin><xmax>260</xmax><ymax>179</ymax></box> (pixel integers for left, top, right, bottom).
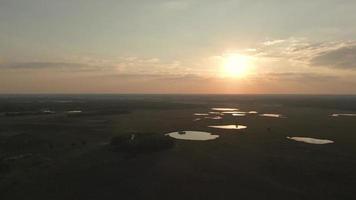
<box><xmin>2</xmin><ymin>1</ymin><xmax>356</xmax><ymax>199</ymax></box>
<box><xmin>1</xmin><ymin>94</ymin><xmax>355</xmax><ymax>199</ymax></box>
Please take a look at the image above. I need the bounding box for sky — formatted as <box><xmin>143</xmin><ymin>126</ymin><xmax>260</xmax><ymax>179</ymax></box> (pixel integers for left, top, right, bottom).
<box><xmin>1</xmin><ymin>0</ymin><xmax>356</xmax><ymax>94</ymax></box>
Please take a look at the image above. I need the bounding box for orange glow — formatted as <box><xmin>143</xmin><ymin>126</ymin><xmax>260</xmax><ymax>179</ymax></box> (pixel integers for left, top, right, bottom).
<box><xmin>221</xmin><ymin>53</ymin><xmax>253</xmax><ymax>78</ymax></box>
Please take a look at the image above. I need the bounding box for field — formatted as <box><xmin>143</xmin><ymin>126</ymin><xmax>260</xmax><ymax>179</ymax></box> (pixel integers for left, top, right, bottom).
<box><xmin>0</xmin><ymin>94</ymin><xmax>356</xmax><ymax>200</ymax></box>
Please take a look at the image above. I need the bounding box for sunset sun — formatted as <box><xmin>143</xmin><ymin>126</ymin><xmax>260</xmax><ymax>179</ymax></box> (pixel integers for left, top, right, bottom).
<box><xmin>221</xmin><ymin>53</ymin><xmax>253</xmax><ymax>78</ymax></box>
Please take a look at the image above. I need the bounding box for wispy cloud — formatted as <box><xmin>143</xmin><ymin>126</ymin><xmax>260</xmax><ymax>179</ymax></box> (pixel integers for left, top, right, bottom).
<box><xmin>311</xmin><ymin>45</ymin><xmax>356</xmax><ymax>70</ymax></box>
<box><xmin>0</xmin><ymin>56</ymin><xmax>196</xmax><ymax>78</ymax></box>
<box><xmin>0</xmin><ymin>62</ymin><xmax>108</xmax><ymax>72</ymax></box>
<box><xmin>98</xmin><ymin>73</ymin><xmax>206</xmax><ymax>82</ymax></box>
<box><xmin>253</xmin><ymin>38</ymin><xmax>356</xmax><ymax>70</ymax></box>
<box><xmin>262</xmin><ymin>39</ymin><xmax>285</xmax><ymax>46</ymax></box>
<box><xmin>261</xmin><ymin>72</ymin><xmax>338</xmax><ymax>82</ymax></box>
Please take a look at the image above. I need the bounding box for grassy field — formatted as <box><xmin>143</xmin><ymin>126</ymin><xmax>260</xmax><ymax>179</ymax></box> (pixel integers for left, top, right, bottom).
<box><xmin>0</xmin><ymin>95</ymin><xmax>356</xmax><ymax>199</ymax></box>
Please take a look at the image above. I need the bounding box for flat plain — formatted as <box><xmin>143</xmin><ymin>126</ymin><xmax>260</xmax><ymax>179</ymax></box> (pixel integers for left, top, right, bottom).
<box><xmin>0</xmin><ymin>94</ymin><xmax>356</xmax><ymax>200</ymax></box>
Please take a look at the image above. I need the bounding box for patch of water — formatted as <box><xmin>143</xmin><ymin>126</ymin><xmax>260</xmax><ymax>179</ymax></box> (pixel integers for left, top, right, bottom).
<box><xmin>208</xmin><ymin>125</ymin><xmax>247</xmax><ymax>130</ymax></box>
<box><xmin>287</xmin><ymin>137</ymin><xmax>334</xmax><ymax>144</ymax></box>
<box><xmin>166</xmin><ymin>131</ymin><xmax>219</xmax><ymax>141</ymax></box>
<box><xmin>67</xmin><ymin>110</ymin><xmax>83</xmax><ymax>114</ymax></box>
<box><xmin>331</xmin><ymin>113</ymin><xmax>356</xmax><ymax>117</ymax></box>
<box><xmin>260</xmin><ymin>114</ymin><xmax>284</xmax><ymax>118</ymax></box>
<box><xmin>205</xmin><ymin>116</ymin><xmax>223</xmax><ymax>120</ymax></box>
<box><xmin>211</xmin><ymin>108</ymin><xmax>238</xmax><ymax>111</ymax></box>
<box><xmin>194</xmin><ymin>113</ymin><xmax>209</xmax><ymax>116</ymax></box>
<box><xmin>209</xmin><ymin>112</ymin><xmax>224</xmax><ymax>115</ymax></box>
<box><xmin>232</xmin><ymin>113</ymin><xmax>246</xmax><ymax>116</ymax></box>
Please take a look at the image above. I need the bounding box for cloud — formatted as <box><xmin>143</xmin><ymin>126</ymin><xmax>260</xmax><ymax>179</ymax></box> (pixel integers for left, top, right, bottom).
<box><xmin>262</xmin><ymin>72</ymin><xmax>338</xmax><ymax>82</ymax></box>
<box><xmin>97</xmin><ymin>73</ymin><xmax>164</xmax><ymax>80</ymax></box>
<box><xmin>0</xmin><ymin>62</ymin><xmax>110</xmax><ymax>72</ymax></box>
<box><xmin>0</xmin><ymin>56</ymin><xmax>188</xmax><ymax>76</ymax></box>
<box><xmin>257</xmin><ymin>38</ymin><xmax>323</xmax><ymax>58</ymax></box>
<box><xmin>102</xmin><ymin>71</ymin><xmax>339</xmax><ymax>85</ymax></box>
<box><xmin>252</xmin><ymin>38</ymin><xmax>356</xmax><ymax>71</ymax></box>
<box><xmin>311</xmin><ymin>45</ymin><xmax>356</xmax><ymax>69</ymax></box>
<box><xmin>97</xmin><ymin>73</ymin><xmax>207</xmax><ymax>82</ymax></box>
<box><xmin>263</xmin><ymin>39</ymin><xmax>285</xmax><ymax>46</ymax></box>
<box><xmin>156</xmin><ymin>73</ymin><xmax>208</xmax><ymax>81</ymax></box>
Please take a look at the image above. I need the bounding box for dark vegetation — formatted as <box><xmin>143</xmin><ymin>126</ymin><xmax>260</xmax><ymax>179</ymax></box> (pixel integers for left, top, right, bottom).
<box><xmin>0</xmin><ymin>94</ymin><xmax>356</xmax><ymax>200</ymax></box>
<box><xmin>110</xmin><ymin>132</ymin><xmax>175</xmax><ymax>155</ymax></box>
<box><xmin>0</xmin><ymin>94</ymin><xmax>200</xmax><ymax>113</ymax></box>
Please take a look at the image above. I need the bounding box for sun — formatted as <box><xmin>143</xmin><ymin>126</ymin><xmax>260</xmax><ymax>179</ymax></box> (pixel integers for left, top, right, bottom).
<box><xmin>221</xmin><ymin>53</ymin><xmax>252</xmax><ymax>78</ymax></box>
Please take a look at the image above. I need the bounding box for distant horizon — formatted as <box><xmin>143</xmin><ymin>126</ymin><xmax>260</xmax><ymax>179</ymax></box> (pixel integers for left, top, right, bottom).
<box><xmin>1</xmin><ymin>93</ymin><xmax>356</xmax><ymax>96</ymax></box>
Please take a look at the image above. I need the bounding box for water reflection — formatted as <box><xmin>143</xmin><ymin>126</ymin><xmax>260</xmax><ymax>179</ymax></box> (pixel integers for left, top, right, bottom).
<box><xmin>287</xmin><ymin>137</ymin><xmax>334</xmax><ymax>144</ymax></box>
<box><xmin>209</xmin><ymin>125</ymin><xmax>247</xmax><ymax>130</ymax></box>
<box><xmin>205</xmin><ymin>116</ymin><xmax>223</xmax><ymax>120</ymax></box>
<box><xmin>222</xmin><ymin>111</ymin><xmax>241</xmax><ymax>114</ymax></box>
<box><xmin>209</xmin><ymin>112</ymin><xmax>224</xmax><ymax>115</ymax></box>
<box><xmin>232</xmin><ymin>113</ymin><xmax>246</xmax><ymax>116</ymax></box>
<box><xmin>260</xmin><ymin>114</ymin><xmax>284</xmax><ymax>118</ymax></box>
<box><xmin>166</xmin><ymin>131</ymin><xmax>219</xmax><ymax>141</ymax></box>
<box><xmin>331</xmin><ymin>113</ymin><xmax>356</xmax><ymax>117</ymax></box>
<box><xmin>211</xmin><ymin>108</ymin><xmax>238</xmax><ymax>111</ymax></box>
<box><xmin>194</xmin><ymin>113</ymin><xmax>209</xmax><ymax>116</ymax></box>
<box><xmin>67</xmin><ymin>110</ymin><xmax>82</xmax><ymax>114</ymax></box>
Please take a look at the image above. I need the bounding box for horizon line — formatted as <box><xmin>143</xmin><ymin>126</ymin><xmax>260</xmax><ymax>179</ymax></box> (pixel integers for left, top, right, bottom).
<box><xmin>1</xmin><ymin>93</ymin><xmax>356</xmax><ymax>96</ymax></box>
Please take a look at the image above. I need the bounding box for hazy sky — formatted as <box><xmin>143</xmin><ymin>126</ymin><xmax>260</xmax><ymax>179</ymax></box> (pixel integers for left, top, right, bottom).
<box><xmin>1</xmin><ymin>0</ymin><xmax>356</xmax><ymax>94</ymax></box>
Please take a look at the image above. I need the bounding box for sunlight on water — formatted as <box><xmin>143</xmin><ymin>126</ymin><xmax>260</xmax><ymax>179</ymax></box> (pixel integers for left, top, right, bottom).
<box><xmin>166</xmin><ymin>131</ymin><xmax>219</xmax><ymax>141</ymax></box>
<box><xmin>287</xmin><ymin>137</ymin><xmax>334</xmax><ymax>144</ymax></box>
<box><xmin>260</xmin><ymin>114</ymin><xmax>284</xmax><ymax>118</ymax></box>
<box><xmin>194</xmin><ymin>113</ymin><xmax>209</xmax><ymax>116</ymax></box>
<box><xmin>209</xmin><ymin>112</ymin><xmax>224</xmax><ymax>115</ymax></box>
<box><xmin>248</xmin><ymin>111</ymin><xmax>258</xmax><ymax>114</ymax></box>
<box><xmin>67</xmin><ymin>110</ymin><xmax>82</xmax><ymax>113</ymax></box>
<box><xmin>208</xmin><ymin>125</ymin><xmax>247</xmax><ymax>130</ymax></box>
<box><xmin>205</xmin><ymin>116</ymin><xmax>223</xmax><ymax>120</ymax></box>
<box><xmin>211</xmin><ymin>108</ymin><xmax>238</xmax><ymax>111</ymax></box>
<box><xmin>222</xmin><ymin>111</ymin><xmax>241</xmax><ymax>114</ymax></box>
<box><xmin>232</xmin><ymin>113</ymin><xmax>246</xmax><ymax>116</ymax></box>
<box><xmin>331</xmin><ymin>113</ymin><xmax>356</xmax><ymax>117</ymax></box>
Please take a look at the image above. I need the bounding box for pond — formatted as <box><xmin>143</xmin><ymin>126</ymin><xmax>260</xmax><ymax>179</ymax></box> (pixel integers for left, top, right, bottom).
<box><xmin>287</xmin><ymin>137</ymin><xmax>334</xmax><ymax>144</ymax></box>
<box><xmin>232</xmin><ymin>113</ymin><xmax>246</xmax><ymax>116</ymax></box>
<box><xmin>67</xmin><ymin>110</ymin><xmax>83</xmax><ymax>114</ymax></box>
<box><xmin>211</xmin><ymin>108</ymin><xmax>238</xmax><ymax>111</ymax></box>
<box><xmin>205</xmin><ymin>116</ymin><xmax>223</xmax><ymax>120</ymax></box>
<box><xmin>194</xmin><ymin>113</ymin><xmax>209</xmax><ymax>116</ymax></box>
<box><xmin>166</xmin><ymin>131</ymin><xmax>219</xmax><ymax>141</ymax></box>
<box><xmin>260</xmin><ymin>114</ymin><xmax>284</xmax><ymax>118</ymax></box>
<box><xmin>208</xmin><ymin>125</ymin><xmax>247</xmax><ymax>130</ymax></box>
<box><xmin>209</xmin><ymin>112</ymin><xmax>224</xmax><ymax>115</ymax></box>
<box><xmin>331</xmin><ymin>113</ymin><xmax>356</xmax><ymax>117</ymax></box>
